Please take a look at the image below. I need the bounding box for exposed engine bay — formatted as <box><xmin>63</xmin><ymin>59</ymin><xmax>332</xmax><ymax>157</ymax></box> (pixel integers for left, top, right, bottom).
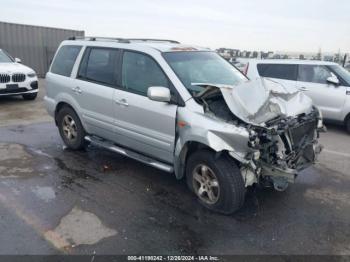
<box><xmin>192</xmin><ymin>79</ymin><xmax>324</xmax><ymax>191</ymax></box>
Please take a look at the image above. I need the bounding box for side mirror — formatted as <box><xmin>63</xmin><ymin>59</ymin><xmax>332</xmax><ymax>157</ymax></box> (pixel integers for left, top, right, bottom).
<box><xmin>15</xmin><ymin>58</ymin><xmax>22</xmax><ymax>63</ymax></box>
<box><xmin>147</xmin><ymin>86</ymin><xmax>171</xmax><ymax>102</ymax></box>
<box><xmin>327</xmin><ymin>75</ymin><xmax>339</xmax><ymax>86</ymax></box>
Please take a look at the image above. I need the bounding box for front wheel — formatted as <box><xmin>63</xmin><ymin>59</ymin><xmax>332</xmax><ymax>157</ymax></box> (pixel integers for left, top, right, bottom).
<box><xmin>186</xmin><ymin>150</ymin><xmax>246</xmax><ymax>214</ymax></box>
<box><xmin>56</xmin><ymin>106</ymin><xmax>86</xmax><ymax>150</ymax></box>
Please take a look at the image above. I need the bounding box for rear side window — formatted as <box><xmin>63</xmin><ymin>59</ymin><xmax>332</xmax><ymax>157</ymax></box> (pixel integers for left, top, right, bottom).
<box><xmin>257</xmin><ymin>64</ymin><xmax>297</xmax><ymax>81</ymax></box>
<box><xmin>78</xmin><ymin>47</ymin><xmax>119</xmax><ymax>86</ymax></box>
<box><xmin>51</xmin><ymin>45</ymin><xmax>81</xmax><ymax>77</ymax></box>
<box><xmin>122</xmin><ymin>51</ymin><xmax>169</xmax><ymax>96</ymax></box>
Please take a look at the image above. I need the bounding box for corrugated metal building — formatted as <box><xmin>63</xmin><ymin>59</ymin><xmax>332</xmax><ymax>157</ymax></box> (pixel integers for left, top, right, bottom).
<box><xmin>0</xmin><ymin>21</ymin><xmax>84</xmax><ymax>77</ymax></box>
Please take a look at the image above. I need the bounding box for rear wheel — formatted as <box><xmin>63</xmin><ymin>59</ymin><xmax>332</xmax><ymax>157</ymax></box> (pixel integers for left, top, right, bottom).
<box><xmin>186</xmin><ymin>150</ymin><xmax>246</xmax><ymax>214</ymax></box>
<box><xmin>56</xmin><ymin>106</ymin><xmax>86</xmax><ymax>150</ymax></box>
<box><xmin>22</xmin><ymin>93</ymin><xmax>37</xmax><ymax>100</ymax></box>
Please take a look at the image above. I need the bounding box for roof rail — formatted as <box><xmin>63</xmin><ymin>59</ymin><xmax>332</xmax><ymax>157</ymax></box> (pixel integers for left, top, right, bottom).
<box><xmin>67</xmin><ymin>36</ymin><xmax>180</xmax><ymax>44</ymax></box>
<box><xmin>127</xmin><ymin>38</ymin><xmax>180</xmax><ymax>44</ymax></box>
<box><xmin>67</xmin><ymin>36</ymin><xmax>130</xmax><ymax>43</ymax></box>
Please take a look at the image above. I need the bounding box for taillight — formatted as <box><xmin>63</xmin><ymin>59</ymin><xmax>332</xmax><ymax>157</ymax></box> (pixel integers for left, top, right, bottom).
<box><xmin>243</xmin><ymin>63</ymin><xmax>249</xmax><ymax>75</ymax></box>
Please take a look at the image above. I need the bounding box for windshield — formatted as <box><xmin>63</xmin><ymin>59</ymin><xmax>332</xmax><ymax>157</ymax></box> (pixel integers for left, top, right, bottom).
<box><xmin>163</xmin><ymin>51</ymin><xmax>247</xmax><ymax>94</ymax></box>
<box><xmin>329</xmin><ymin>65</ymin><xmax>350</xmax><ymax>85</ymax></box>
<box><xmin>0</xmin><ymin>50</ymin><xmax>14</xmax><ymax>63</ymax></box>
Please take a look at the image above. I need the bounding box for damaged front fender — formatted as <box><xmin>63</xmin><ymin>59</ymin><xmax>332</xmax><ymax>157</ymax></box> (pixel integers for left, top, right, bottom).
<box><xmin>173</xmin><ymin>106</ymin><xmax>253</xmax><ymax>179</ymax></box>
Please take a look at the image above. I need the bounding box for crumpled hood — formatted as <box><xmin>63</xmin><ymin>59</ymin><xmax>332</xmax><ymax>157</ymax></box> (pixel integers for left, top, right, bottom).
<box><xmin>214</xmin><ymin>78</ymin><xmax>313</xmax><ymax>125</ymax></box>
<box><xmin>0</xmin><ymin>62</ymin><xmax>34</xmax><ymax>74</ymax></box>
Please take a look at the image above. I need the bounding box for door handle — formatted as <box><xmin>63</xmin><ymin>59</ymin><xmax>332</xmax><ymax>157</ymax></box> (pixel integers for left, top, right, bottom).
<box><xmin>72</xmin><ymin>86</ymin><xmax>82</xmax><ymax>94</ymax></box>
<box><xmin>299</xmin><ymin>87</ymin><xmax>309</xmax><ymax>91</ymax></box>
<box><xmin>115</xmin><ymin>98</ymin><xmax>129</xmax><ymax>106</ymax></box>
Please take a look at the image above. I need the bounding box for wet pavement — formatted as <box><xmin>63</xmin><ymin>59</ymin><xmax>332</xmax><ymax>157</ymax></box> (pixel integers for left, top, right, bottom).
<box><xmin>0</xmin><ymin>80</ymin><xmax>349</xmax><ymax>255</ymax></box>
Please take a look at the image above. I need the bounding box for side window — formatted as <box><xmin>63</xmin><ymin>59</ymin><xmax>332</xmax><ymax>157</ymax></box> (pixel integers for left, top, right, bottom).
<box><xmin>122</xmin><ymin>51</ymin><xmax>169</xmax><ymax>96</ymax></box>
<box><xmin>51</xmin><ymin>45</ymin><xmax>82</xmax><ymax>77</ymax></box>
<box><xmin>78</xmin><ymin>48</ymin><xmax>119</xmax><ymax>86</ymax></box>
<box><xmin>298</xmin><ymin>65</ymin><xmax>332</xmax><ymax>84</ymax></box>
<box><xmin>257</xmin><ymin>64</ymin><xmax>297</xmax><ymax>80</ymax></box>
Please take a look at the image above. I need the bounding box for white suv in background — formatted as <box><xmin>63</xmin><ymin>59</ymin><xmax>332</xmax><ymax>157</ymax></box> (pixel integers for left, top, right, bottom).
<box><xmin>245</xmin><ymin>60</ymin><xmax>350</xmax><ymax>133</ymax></box>
<box><xmin>0</xmin><ymin>49</ymin><xmax>38</xmax><ymax>100</ymax></box>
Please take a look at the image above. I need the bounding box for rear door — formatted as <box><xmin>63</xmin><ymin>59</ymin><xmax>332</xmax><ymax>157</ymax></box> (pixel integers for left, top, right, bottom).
<box><xmin>257</xmin><ymin>63</ymin><xmax>298</xmax><ymax>88</ymax></box>
<box><xmin>75</xmin><ymin>47</ymin><xmax>120</xmax><ymax>141</ymax></box>
<box><xmin>296</xmin><ymin>64</ymin><xmax>347</xmax><ymax>121</ymax></box>
<box><xmin>112</xmin><ymin>50</ymin><xmax>178</xmax><ymax>163</ymax></box>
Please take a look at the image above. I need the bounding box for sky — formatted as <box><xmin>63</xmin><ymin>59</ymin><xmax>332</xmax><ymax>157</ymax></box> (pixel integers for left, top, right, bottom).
<box><xmin>1</xmin><ymin>0</ymin><xmax>349</xmax><ymax>53</ymax></box>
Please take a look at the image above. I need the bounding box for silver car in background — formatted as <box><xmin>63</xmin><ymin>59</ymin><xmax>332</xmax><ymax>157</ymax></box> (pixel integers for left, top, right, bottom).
<box><xmin>45</xmin><ymin>37</ymin><xmax>324</xmax><ymax>214</ymax></box>
<box><xmin>245</xmin><ymin>59</ymin><xmax>350</xmax><ymax>133</ymax></box>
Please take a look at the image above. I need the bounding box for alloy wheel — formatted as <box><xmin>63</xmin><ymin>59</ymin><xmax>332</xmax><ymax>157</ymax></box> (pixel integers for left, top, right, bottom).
<box><xmin>192</xmin><ymin>164</ymin><xmax>220</xmax><ymax>205</ymax></box>
<box><xmin>62</xmin><ymin>115</ymin><xmax>78</xmax><ymax>141</ymax></box>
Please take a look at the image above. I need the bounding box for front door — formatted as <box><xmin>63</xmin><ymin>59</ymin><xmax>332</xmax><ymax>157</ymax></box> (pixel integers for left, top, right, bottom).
<box><xmin>296</xmin><ymin>64</ymin><xmax>347</xmax><ymax>121</ymax></box>
<box><xmin>113</xmin><ymin>50</ymin><xmax>178</xmax><ymax>163</ymax></box>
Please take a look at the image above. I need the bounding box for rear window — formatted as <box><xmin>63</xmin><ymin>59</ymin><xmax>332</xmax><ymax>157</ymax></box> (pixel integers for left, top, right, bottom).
<box><xmin>51</xmin><ymin>45</ymin><xmax>82</xmax><ymax>77</ymax></box>
<box><xmin>78</xmin><ymin>47</ymin><xmax>119</xmax><ymax>86</ymax></box>
<box><xmin>257</xmin><ymin>64</ymin><xmax>297</xmax><ymax>81</ymax></box>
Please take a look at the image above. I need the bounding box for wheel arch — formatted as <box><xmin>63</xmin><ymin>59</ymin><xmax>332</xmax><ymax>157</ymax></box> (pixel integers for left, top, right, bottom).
<box><xmin>174</xmin><ymin>139</ymin><xmax>240</xmax><ymax>180</ymax></box>
<box><xmin>54</xmin><ymin>101</ymin><xmax>87</xmax><ymax>132</ymax></box>
<box><xmin>55</xmin><ymin>102</ymin><xmax>75</xmax><ymax>125</ymax></box>
<box><xmin>344</xmin><ymin>112</ymin><xmax>350</xmax><ymax>124</ymax></box>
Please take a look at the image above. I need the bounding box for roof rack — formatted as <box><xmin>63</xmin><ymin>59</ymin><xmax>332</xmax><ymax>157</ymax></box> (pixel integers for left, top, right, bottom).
<box><xmin>67</xmin><ymin>36</ymin><xmax>180</xmax><ymax>44</ymax></box>
<box><xmin>68</xmin><ymin>36</ymin><xmax>130</xmax><ymax>43</ymax></box>
<box><xmin>127</xmin><ymin>38</ymin><xmax>180</xmax><ymax>44</ymax></box>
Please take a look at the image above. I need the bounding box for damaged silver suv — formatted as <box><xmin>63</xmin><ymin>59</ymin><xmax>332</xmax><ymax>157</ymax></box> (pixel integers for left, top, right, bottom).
<box><xmin>45</xmin><ymin>37</ymin><xmax>324</xmax><ymax>214</ymax></box>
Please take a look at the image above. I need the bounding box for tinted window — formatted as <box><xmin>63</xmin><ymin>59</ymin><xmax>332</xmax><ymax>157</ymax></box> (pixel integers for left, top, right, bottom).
<box><xmin>78</xmin><ymin>48</ymin><xmax>119</xmax><ymax>86</ymax></box>
<box><xmin>298</xmin><ymin>65</ymin><xmax>332</xmax><ymax>84</ymax></box>
<box><xmin>51</xmin><ymin>45</ymin><xmax>81</xmax><ymax>77</ymax></box>
<box><xmin>122</xmin><ymin>51</ymin><xmax>169</xmax><ymax>95</ymax></box>
<box><xmin>257</xmin><ymin>64</ymin><xmax>297</xmax><ymax>80</ymax></box>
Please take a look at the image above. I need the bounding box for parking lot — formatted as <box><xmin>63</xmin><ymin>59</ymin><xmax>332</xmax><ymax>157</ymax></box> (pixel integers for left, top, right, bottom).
<box><xmin>0</xmin><ymin>79</ymin><xmax>349</xmax><ymax>255</ymax></box>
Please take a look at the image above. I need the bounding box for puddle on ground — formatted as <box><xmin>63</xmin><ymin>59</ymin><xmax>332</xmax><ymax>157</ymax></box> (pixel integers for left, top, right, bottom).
<box><xmin>31</xmin><ymin>186</ymin><xmax>56</xmax><ymax>202</ymax></box>
<box><xmin>54</xmin><ymin>157</ymin><xmax>101</xmax><ymax>188</ymax></box>
<box><xmin>0</xmin><ymin>143</ymin><xmax>38</xmax><ymax>178</ymax></box>
<box><xmin>45</xmin><ymin>206</ymin><xmax>117</xmax><ymax>248</ymax></box>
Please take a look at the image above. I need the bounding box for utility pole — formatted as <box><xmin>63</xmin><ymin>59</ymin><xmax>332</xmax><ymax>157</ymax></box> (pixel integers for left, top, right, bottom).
<box><xmin>343</xmin><ymin>54</ymin><xmax>347</xmax><ymax>67</ymax></box>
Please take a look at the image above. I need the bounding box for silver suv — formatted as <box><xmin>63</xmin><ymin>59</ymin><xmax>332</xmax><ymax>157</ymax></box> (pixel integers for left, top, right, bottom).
<box><xmin>45</xmin><ymin>37</ymin><xmax>324</xmax><ymax>214</ymax></box>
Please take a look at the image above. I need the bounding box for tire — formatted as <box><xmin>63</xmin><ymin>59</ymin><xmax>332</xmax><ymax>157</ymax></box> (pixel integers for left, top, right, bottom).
<box><xmin>56</xmin><ymin>106</ymin><xmax>86</xmax><ymax>150</ymax></box>
<box><xmin>22</xmin><ymin>93</ymin><xmax>37</xmax><ymax>100</ymax></box>
<box><xmin>345</xmin><ymin>116</ymin><xmax>350</xmax><ymax>134</ymax></box>
<box><xmin>186</xmin><ymin>150</ymin><xmax>246</xmax><ymax>214</ymax></box>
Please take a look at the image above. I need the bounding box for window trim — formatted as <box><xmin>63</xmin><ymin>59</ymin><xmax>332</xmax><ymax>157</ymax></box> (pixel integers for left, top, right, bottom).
<box><xmin>76</xmin><ymin>46</ymin><xmax>121</xmax><ymax>88</ymax></box>
<box><xmin>257</xmin><ymin>63</ymin><xmax>298</xmax><ymax>81</ymax></box>
<box><xmin>50</xmin><ymin>45</ymin><xmax>82</xmax><ymax>77</ymax></box>
<box><xmin>119</xmin><ymin>49</ymin><xmax>185</xmax><ymax>106</ymax></box>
